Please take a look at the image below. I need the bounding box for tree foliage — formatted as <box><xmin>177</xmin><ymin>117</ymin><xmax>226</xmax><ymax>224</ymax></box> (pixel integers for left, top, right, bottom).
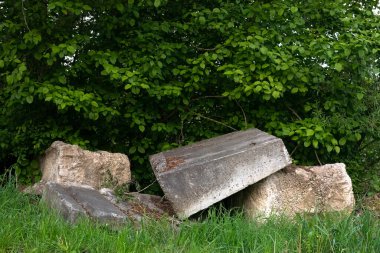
<box><xmin>1</xmin><ymin>0</ymin><xmax>380</xmax><ymax>192</ymax></box>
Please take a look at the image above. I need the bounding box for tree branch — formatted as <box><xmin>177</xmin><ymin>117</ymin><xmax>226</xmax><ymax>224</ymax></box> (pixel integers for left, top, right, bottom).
<box><xmin>314</xmin><ymin>150</ymin><xmax>322</xmax><ymax>165</ymax></box>
<box><xmin>195</xmin><ymin>113</ymin><xmax>237</xmax><ymax>131</ymax></box>
<box><xmin>285</xmin><ymin>104</ymin><xmax>302</xmax><ymax>121</ymax></box>
<box><xmin>21</xmin><ymin>0</ymin><xmax>31</xmax><ymax>31</ymax></box>
<box><xmin>235</xmin><ymin>100</ymin><xmax>247</xmax><ymax>129</ymax></box>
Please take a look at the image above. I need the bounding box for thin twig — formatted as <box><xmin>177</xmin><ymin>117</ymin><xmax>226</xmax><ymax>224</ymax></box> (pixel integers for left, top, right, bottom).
<box><xmin>235</xmin><ymin>100</ymin><xmax>247</xmax><ymax>129</ymax></box>
<box><xmin>21</xmin><ymin>0</ymin><xmax>31</xmax><ymax>31</ymax></box>
<box><xmin>285</xmin><ymin>104</ymin><xmax>302</xmax><ymax>121</ymax></box>
<box><xmin>179</xmin><ymin>119</ymin><xmax>185</xmax><ymax>144</ymax></box>
<box><xmin>191</xmin><ymin>95</ymin><xmax>225</xmax><ymax>102</ymax></box>
<box><xmin>314</xmin><ymin>150</ymin><xmax>322</xmax><ymax>165</ymax></box>
<box><xmin>196</xmin><ymin>47</ymin><xmax>216</xmax><ymax>51</ymax></box>
<box><xmin>195</xmin><ymin>113</ymin><xmax>237</xmax><ymax>131</ymax></box>
<box><xmin>290</xmin><ymin>143</ymin><xmax>300</xmax><ymax>156</ymax></box>
<box><xmin>138</xmin><ymin>179</ymin><xmax>157</xmax><ymax>193</ymax></box>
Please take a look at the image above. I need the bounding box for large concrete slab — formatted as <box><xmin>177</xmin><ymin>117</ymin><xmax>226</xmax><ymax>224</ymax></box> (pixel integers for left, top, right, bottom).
<box><xmin>149</xmin><ymin>128</ymin><xmax>292</xmax><ymax>219</ymax></box>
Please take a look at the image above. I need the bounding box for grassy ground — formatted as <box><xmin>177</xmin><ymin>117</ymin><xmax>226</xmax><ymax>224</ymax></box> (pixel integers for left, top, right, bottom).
<box><xmin>1</xmin><ymin>183</ymin><xmax>379</xmax><ymax>253</ymax></box>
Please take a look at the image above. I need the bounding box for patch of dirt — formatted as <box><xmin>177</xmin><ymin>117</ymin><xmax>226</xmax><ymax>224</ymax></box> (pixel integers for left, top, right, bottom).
<box><xmin>362</xmin><ymin>193</ymin><xmax>380</xmax><ymax>217</ymax></box>
<box><xmin>125</xmin><ymin>193</ymin><xmax>176</xmax><ymax>220</ymax></box>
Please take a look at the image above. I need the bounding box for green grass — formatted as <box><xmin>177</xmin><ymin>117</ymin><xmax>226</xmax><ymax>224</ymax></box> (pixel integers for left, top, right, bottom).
<box><xmin>1</xmin><ymin>183</ymin><xmax>379</xmax><ymax>253</ymax></box>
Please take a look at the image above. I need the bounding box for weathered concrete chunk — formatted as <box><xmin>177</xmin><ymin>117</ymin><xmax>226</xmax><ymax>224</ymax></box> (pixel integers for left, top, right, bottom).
<box><xmin>65</xmin><ymin>186</ymin><xmax>127</xmax><ymax>223</ymax></box>
<box><xmin>149</xmin><ymin>128</ymin><xmax>291</xmax><ymax>219</ymax></box>
<box><xmin>40</xmin><ymin>141</ymin><xmax>131</xmax><ymax>189</ymax></box>
<box><xmin>234</xmin><ymin>163</ymin><xmax>355</xmax><ymax>219</ymax></box>
<box><xmin>42</xmin><ymin>183</ymin><xmax>87</xmax><ymax>223</ymax></box>
<box><xmin>43</xmin><ymin>183</ymin><xmax>127</xmax><ymax>224</ymax></box>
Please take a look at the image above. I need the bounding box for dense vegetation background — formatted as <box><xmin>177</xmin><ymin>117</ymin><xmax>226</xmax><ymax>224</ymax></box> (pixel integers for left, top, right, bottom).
<box><xmin>1</xmin><ymin>0</ymin><xmax>380</xmax><ymax>194</ymax></box>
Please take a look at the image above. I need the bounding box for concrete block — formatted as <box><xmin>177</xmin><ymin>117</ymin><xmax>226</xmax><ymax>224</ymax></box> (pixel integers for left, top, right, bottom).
<box><xmin>233</xmin><ymin>163</ymin><xmax>355</xmax><ymax>218</ymax></box>
<box><xmin>42</xmin><ymin>183</ymin><xmax>86</xmax><ymax>223</ymax></box>
<box><xmin>43</xmin><ymin>183</ymin><xmax>127</xmax><ymax>224</ymax></box>
<box><xmin>65</xmin><ymin>186</ymin><xmax>127</xmax><ymax>223</ymax></box>
<box><xmin>40</xmin><ymin>141</ymin><xmax>131</xmax><ymax>189</ymax></box>
<box><xmin>149</xmin><ymin>128</ymin><xmax>291</xmax><ymax>218</ymax></box>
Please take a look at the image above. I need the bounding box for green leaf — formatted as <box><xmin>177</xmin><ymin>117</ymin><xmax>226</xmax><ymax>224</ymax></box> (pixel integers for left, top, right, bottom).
<box><xmin>335</xmin><ymin>63</ymin><xmax>343</xmax><ymax>72</ymax></box>
<box><xmin>138</xmin><ymin>146</ymin><xmax>145</xmax><ymax>153</ymax></box>
<box><xmin>290</xmin><ymin>6</ymin><xmax>298</xmax><ymax>13</ymax></box>
<box><xmin>154</xmin><ymin>0</ymin><xmax>161</xmax><ymax>8</ymax></box>
<box><xmin>355</xmin><ymin>133</ymin><xmax>361</xmax><ymax>141</ymax></box>
<box><xmin>304</xmin><ymin>141</ymin><xmax>311</xmax><ymax>147</ymax></box>
<box><xmin>26</xmin><ymin>96</ymin><xmax>34</xmax><ymax>104</ymax></box>
<box><xmin>116</xmin><ymin>3</ymin><xmax>125</xmax><ymax>12</ymax></box>
<box><xmin>334</xmin><ymin>146</ymin><xmax>340</xmax><ymax>154</ymax></box>
<box><xmin>199</xmin><ymin>16</ymin><xmax>206</xmax><ymax>24</ymax></box>
<box><xmin>58</xmin><ymin>76</ymin><xmax>66</xmax><ymax>84</ymax></box>
<box><xmin>312</xmin><ymin>140</ymin><xmax>319</xmax><ymax>149</ymax></box>
<box><xmin>260</xmin><ymin>47</ymin><xmax>268</xmax><ymax>55</ymax></box>
<box><xmin>129</xmin><ymin>146</ymin><xmax>136</xmax><ymax>154</ymax></box>
<box><xmin>306</xmin><ymin>129</ymin><xmax>314</xmax><ymax>136</ymax></box>
<box><xmin>272</xmin><ymin>91</ymin><xmax>280</xmax><ymax>98</ymax></box>
<box><xmin>0</xmin><ymin>60</ymin><xmax>4</xmax><ymax>68</ymax></box>
<box><xmin>139</xmin><ymin>125</ymin><xmax>145</xmax><ymax>132</ymax></box>
<box><xmin>6</xmin><ymin>75</ymin><xmax>13</xmax><ymax>85</ymax></box>
<box><xmin>357</xmin><ymin>93</ymin><xmax>364</xmax><ymax>100</ymax></box>
<box><xmin>326</xmin><ymin>145</ymin><xmax>333</xmax><ymax>152</ymax></box>
<box><xmin>339</xmin><ymin>138</ymin><xmax>346</xmax><ymax>146</ymax></box>
<box><xmin>67</xmin><ymin>45</ymin><xmax>76</xmax><ymax>54</ymax></box>
<box><xmin>291</xmin><ymin>87</ymin><xmax>298</xmax><ymax>93</ymax></box>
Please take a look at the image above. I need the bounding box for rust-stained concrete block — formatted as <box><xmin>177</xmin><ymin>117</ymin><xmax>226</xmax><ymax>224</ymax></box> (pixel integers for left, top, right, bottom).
<box><xmin>149</xmin><ymin>128</ymin><xmax>291</xmax><ymax>219</ymax></box>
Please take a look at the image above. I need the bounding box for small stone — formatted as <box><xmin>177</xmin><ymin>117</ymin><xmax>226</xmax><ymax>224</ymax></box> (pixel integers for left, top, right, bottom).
<box><xmin>234</xmin><ymin>163</ymin><xmax>355</xmax><ymax>219</ymax></box>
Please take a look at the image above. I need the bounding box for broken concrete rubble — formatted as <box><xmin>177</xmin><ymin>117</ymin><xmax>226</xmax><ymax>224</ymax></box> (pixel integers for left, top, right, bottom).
<box><xmin>149</xmin><ymin>128</ymin><xmax>292</xmax><ymax>219</ymax></box>
<box><xmin>233</xmin><ymin>163</ymin><xmax>355</xmax><ymax>219</ymax></box>
<box><xmin>39</xmin><ymin>131</ymin><xmax>356</xmax><ymax>224</ymax></box>
<box><xmin>40</xmin><ymin>141</ymin><xmax>131</xmax><ymax>189</ymax></box>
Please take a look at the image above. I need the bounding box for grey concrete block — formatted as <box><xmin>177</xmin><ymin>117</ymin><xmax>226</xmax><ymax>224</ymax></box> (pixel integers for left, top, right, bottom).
<box><xmin>42</xmin><ymin>183</ymin><xmax>127</xmax><ymax>224</ymax></box>
<box><xmin>65</xmin><ymin>186</ymin><xmax>127</xmax><ymax>223</ymax></box>
<box><xmin>42</xmin><ymin>183</ymin><xmax>86</xmax><ymax>223</ymax></box>
<box><xmin>149</xmin><ymin>128</ymin><xmax>292</xmax><ymax>219</ymax></box>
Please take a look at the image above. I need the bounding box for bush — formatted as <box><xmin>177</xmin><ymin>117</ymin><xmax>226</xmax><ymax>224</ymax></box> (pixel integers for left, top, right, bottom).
<box><xmin>1</xmin><ymin>0</ymin><xmax>380</xmax><ymax>192</ymax></box>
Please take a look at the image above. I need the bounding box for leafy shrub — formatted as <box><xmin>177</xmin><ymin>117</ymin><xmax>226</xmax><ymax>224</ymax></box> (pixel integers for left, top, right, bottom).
<box><xmin>1</xmin><ymin>0</ymin><xmax>379</xmax><ymax>192</ymax></box>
